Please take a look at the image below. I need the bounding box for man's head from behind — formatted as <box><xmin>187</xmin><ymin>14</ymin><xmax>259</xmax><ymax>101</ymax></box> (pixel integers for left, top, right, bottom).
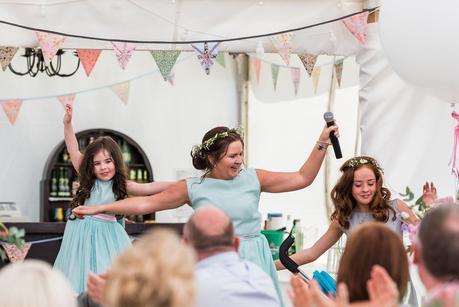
<box><xmin>416</xmin><ymin>204</ymin><xmax>459</xmax><ymax>283</ymax></box>
<box><xmin>183</xmin><ymin>206</ymin><xmax>238</xmax><ymax>258</ymax></box>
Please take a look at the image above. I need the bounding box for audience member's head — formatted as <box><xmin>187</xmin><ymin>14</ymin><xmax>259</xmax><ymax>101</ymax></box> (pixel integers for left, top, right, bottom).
<box><xmin>0</xmin><ymin>259</ymin><xmax>77</xmax><ymax>307</ymax></box>
<box><xmin>415</xmin><ymin>204</ymin><xmax>459</xmax><ymax>286</ymax></box>
<box><xmin>183</xmin><ymin>206</ymin><xmax>237</xmax><ymax>258</ymax></box>
<box><xmin>102</xmin><ymin>228</ymin><xmax>196</xmax><ymax>307</ymax></box>
<box><xmin>337</xmin><ymin>223</ymin><xmax>409</xmax><ymax>302</ymax></box>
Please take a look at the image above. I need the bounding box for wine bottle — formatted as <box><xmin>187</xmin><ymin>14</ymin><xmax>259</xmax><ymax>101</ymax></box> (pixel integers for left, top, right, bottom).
<box><xmin>143</xmin><ymin>170</ymin><xmax>148</xmax><ymax>182</ymax></box>
<box><xmin>50</xmin><ymin>170</ymin><xmax>58</xmax><ymax>197</ymax></box>
<box><xmin>62</xmin><ymin>148</ymin><xmax>69</xmax><ymax>162</ymax></box>
<box><xmin>121</xmin><ymin>140</ymin><xmax>131</xmax><ymax>164</ymax></box>
<box><xmin>136</xmin><ymin>169</ymin><xmax>143</xmax><ymax>183</ymax></box>
<box><xmin>58</xmin><ymin>167</ymin><xmax>65</xmax><ymax>197</ymax></box>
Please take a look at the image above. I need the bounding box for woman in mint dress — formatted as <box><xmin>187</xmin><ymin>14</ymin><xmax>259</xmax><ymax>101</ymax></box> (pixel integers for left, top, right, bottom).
<box><xmin>74</xmin><ymin>124</ymin><xmax>338</xmax><ymax>304</ymax></box>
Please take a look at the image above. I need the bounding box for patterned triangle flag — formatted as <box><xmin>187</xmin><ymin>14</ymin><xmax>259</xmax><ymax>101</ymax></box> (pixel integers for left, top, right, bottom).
<box><xmin>311</xmin><ymin>67</ymin><xmax>321</xmax><ymax>94</ymax></box>
<box><xmin>35</xmin><ymin>31</ymin><xmax>66</xmax><ymax>66</ymax></box>
<box><xmin>270</xmin><ymin>33</ymin><xmax>295</xmax><ymax>65</ymax></box>
<box><xmin>298</xmin><ymin>53</ymin><xmax>318</xmax><ymax>77</ymax></box>
<box><xmin>253</xmin><ymin>58</ymin><xmax>261</xmax><ymax>84</ymax></box>
<box><xmin>0</xmin><ymin>46</ymin><xmax>18</xmax><ymax>71</ymax></box>
<box><xmin>216</xmin><ymin>52</ymin><xmax>226</xmax><ymax>68</ymax></box>
<box><xmin>191</xmin><ymin>42</ymin><xmax>220</xmax><ymax>75</ymax></box>
<box><xmin>76</xmin><ymin>49</ymin><xmax>102</xmax><ymax>77</ymax></box>
<box><xmin>290</xmin><ymin>67</ymin><xmax>301</xmax><ymax>96</ymax></box>
<box><xmin>334</xmin><ymin>59</ymin><xmax>344</xmax><ymax>88</ymax></box>
<box><xmin>0</xmin><ymin>243</ymin><xmax>31</xmax><ymax>263</ymax></box>
<box><xmin>111</xmin><ymin>42</ymin><xmax>136</xmax><ymax>70</ymax></box>
<box><xmin>342</xmin><ymin>11</ymin><xmax>369</xmax><ymax>44</ymax></box>
<box><xmin>1</xmin><ymin>99</ymin><xmax>23</xmax><ymax>125</ymax></box>
<box><xmin>150</xmin><ymin>50</ymin><xmax>181</xmax><ymax>81</ymax></box>
<box><xmin>271</xmin><ymin>64</ymin><xmax>280</xmax><ymax>91</ymax></box>
<box><xmin>57</xmin><ymin>95</ymin><xmax>76</xmax><ymax>108</ymax></box>
<box><xmin>111</xmin><ymin>81</ymin><xmax>130</xmax><ymax>105</ymax></box>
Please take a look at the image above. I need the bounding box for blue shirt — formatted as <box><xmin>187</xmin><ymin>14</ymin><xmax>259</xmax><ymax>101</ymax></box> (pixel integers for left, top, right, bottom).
<box><xmin>195</xmin><ymin>251</ymin><xmax>280</xmax><ymax>307</ymax></box>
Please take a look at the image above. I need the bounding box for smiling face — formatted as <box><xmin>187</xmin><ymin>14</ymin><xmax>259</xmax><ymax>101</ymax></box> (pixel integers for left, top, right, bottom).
<box><xmin>92</xmin><ymin>149</ymin><xmax>116</xmax><ymax>181</ymax></box>
<box><xmin>209</xmin><ymin>140</ymin><xmax>243</xmax><ymax>180</ymax></box>
<box><xmin>352</xmin><ymin>165</ymin><xmax>377</xmax><ymax>210</ymax></box>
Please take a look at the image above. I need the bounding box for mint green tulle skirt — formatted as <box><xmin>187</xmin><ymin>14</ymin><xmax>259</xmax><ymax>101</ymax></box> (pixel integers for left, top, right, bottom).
<box><xmin>53</xmin><ymin>216</ymin><xmax>132</xmax><ymax>293</ymax></box>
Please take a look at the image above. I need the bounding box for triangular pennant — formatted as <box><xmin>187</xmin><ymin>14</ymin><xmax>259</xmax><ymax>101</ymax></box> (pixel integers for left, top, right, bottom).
<box><xmin>290</xmin><ymin>67</ymin><xmax>301</xmax><ymax>96</ymax></box>
<box><xmin>0</xmin><ymin>46</ymin><xmax>18</xmax><ymax>71</ymax></box>
<box><xmin>111</xmin><ymin>42</ymin><xmax>136</xmax><ymax>70</ymax></box>
<box><xmin>253</xmin><ymin>58</ymin><xmax>261</xmax><ymax>84</ymax></box>
<box><xmin>216</xmin><ymin>52</ymin><xmax>226</xmax><ymax>68</ymax></box>
<box><xmin>150</xmin><ymin>50</ymin><xmax>181</xmax><ymax>81</ymax></box>
<box><xmin>191</xmin><ymin>42</ymin><xmax>220</xmax><ymax>75</ymax></box>
<box><xmin>35</xmin><ymin>31</ymin><xmax>66</xmax><ymax>66</ymax></box>
<box><xmin>342</xmin><ymin>11</ymin><xmax>369</xmax><ymax>44</ymax></box>
<box><xmin>298</xmin><ymin>53</ymin><xmax>318</xmax><ymax>77</ymax></box>
<box><xmin>1</xmin><ymin>99</ymin><xmax>23</xmax><ymax>125</ymax></box>
<box><xmin>271</xmin><ymin>64</ymin><xmax>280</xmax><ymax>91</ymax></box>
<box><xmin>76</xmin><ymin>49</ymin><xmax>102</xmax><ymax>77</ymax></box>
<box><xmin>311</xmin><ymin>68</ymin><xmax>321</xmax><ymax>94</ymax></box>
<box><xmin>57</xmin><ymin>95</ymin><xmax>76</xmax><ymax>108</ymax></box>
<box><xmin>334</xmin><ymin>59</ymin><xmax>344</xmax><ymax>88</ymax></box>
<box><xmin>0</xmin><ymin>243</ymin><xmax>31</xmax><ymax>263</ymax></box>
<box><xmin>269</xmin><ymin>33</ymin><xmax>295</xmax><ymax>65</ymax></box>
<box><xmin>111</xmin><ymin>82</ymin><xmax>130</xmax><ymax>105</ymax></box>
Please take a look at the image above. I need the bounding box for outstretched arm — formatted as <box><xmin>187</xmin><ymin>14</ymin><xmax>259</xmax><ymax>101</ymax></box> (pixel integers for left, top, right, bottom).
<box><xmin>276</xmin><ymin>221</ymin><xmax>343</xmax><ymax>270</ymax></box>
<box><xmin>63</xmin><ymin>104</ymin><xmax>82</xmax><ymax>172</ymax></box>
<box><xmin>396</xmin><ymin>199</ymin><xmax>419</xmax><ymax>224</ymax></box>
<box><xmin>73</xmin><ymin>180</ymin><xmax>189</xmax><ymax>216</ymax></box>
<box><xmin>257</xmin><ymin>124</ymin><xmax>338</xmax><ymax>193</ymax></box>
<box><xmin>126</xmin><ymin>180</ymin><xmax>176</xmax><ymax>196</ymax></box>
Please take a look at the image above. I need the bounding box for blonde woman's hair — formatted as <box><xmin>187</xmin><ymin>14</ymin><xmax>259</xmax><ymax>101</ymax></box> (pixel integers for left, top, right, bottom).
<box><xmin>0</xmin><ymin>260</ymin><xmax>77</xmax><ymax>307</ymax></box>
<box><xmin>103</xmin><ymin>228</ymin><xmax>196</xmax><ymax>307</ymax></box>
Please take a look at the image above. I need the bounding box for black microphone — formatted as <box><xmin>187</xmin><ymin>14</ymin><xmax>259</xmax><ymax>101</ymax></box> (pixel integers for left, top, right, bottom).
<box><xmin>323</xmin><ymin>112</ymin><xmax>342</xmax><ymax>159</ymax></box>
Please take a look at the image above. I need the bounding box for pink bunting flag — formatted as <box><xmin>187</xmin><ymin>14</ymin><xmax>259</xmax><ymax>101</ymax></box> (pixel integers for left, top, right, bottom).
<box><xmin>290</xmin><ymin>67</ymin><xmax>301</xmax><ymax>96</ymax></box>
<box><xmin>253</xmin><ymin>58</ymin><xmax>261</xmax><ymax>84</ymax></box>
<box><xmin>270</xmin><ymin>33</ymin><xmax>295</xmax><ymax>65</ymax></box>
<box><xmin>0</xmin><ymin>46</ymin><xmax>18</xmax><ymax>71</ymax></box>
<box><xmin>111</xmin><ymin>82</ymin><xmax>130</xmax><ymax>105</ymax></box>
<box><xmin>111</xmin><ymin>42</ymin><xmax>136</xmax><ymax>70</ymax></box>
<box><xmin>191</xmin><ymin>42</ymin><xmax>220</xmax><ymax>75</ymax></box>
<box><xmin>0</xmin><ymin>243</ymin><xmax>31</xmax><ymax>263</ymax></box>
<box><xmin>450</xmin><ymin>111</ymin><xmax>459</xmax><ymax>178</ymax></box>
<box><xmin>57</xmin><ymin>95</ymin><xmax>76</xmax><ymax>108</ymax></box>
<box><xmin>342</xmin><ymin>11</ymin><xmax>369</xmax><ymax>44</ymax></box>
<box><xmin>2</xmin><ymin>99</ymin><xmax>23</xmax><ymax>125</ymax></box>
<box><xmin>35</xmin><ymin>31</ymin><xmax>66</xmax><ymax>66</ymax></box>
<box><xmin>76</xmin><ymin>49</ymin><xmax>102</xmax><ymax>77</ymax></box>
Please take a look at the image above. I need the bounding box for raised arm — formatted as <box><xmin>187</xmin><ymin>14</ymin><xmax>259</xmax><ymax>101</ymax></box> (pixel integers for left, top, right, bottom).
<box><xmin>126</xmin><ymin>180</ymin><xmax>177</xmax><ymax>196</ymax></box>
<box><xmin>63</xmin><ymin>104</ymin><xmax>82</xmax><ymax>172</ymax></box>
<box><xmin>257</xmin><ymin>124</ymin><xmax>338</xmax><ymax>193</ymax></box>
<box><xmin>276</xmin><ymin>220</ymin><xmax>343</xmax><ymax>270</ymax></box>
<box><xmin>73</xmin><ymin>180</ymin><xmax>189</xmax><ymax>216</ymax></box>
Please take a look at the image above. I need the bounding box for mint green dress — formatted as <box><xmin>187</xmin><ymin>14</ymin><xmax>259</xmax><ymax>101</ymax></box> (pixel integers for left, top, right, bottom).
<box><xmin>186</xmin><ymin>168</ymin><xmax>284</xmax><ymax>306</ymax></box>
<box><xmin>54</xmin><ymin>180</ymin><xmax>132</xmax><ymax>293</ymax></box>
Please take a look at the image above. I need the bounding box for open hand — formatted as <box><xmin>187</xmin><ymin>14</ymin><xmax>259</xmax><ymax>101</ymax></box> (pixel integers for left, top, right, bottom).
<box><xmin>422</xmin><ymin>182</ymin><xmax>437</xmax><ymax>206</ymax></box>
<box><xmin>72</xmin><ymin>205</ymin><xmax>101</xmax><ymax>216</ymax></box>
<box><xmin>63</xmin><ymin>104</ymin><xmax>73</xmax><ymax>125</ymax></box>
<box><xmin>367</xmin><ymin>265</ymin><xmax>399</xmax><ymax>307</ymax></box>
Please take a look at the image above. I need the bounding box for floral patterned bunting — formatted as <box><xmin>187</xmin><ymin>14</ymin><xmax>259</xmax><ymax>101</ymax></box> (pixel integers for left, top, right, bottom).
<box><xmin>0</xmin><ymin>46</ymin><xmax>18</xmax><ymax>71</ymax></box>
<box><xmin>0</xmin><ymin>243</ymin><xmax>31</xmax><ymax>263</ymax></box>
<box><xmin>191</xmin><ymin>42</ymin><xmax>220</xmax><ymax>75</ymax></box>
<box><xmin>57</xmin><ymin>95</ymin><xmax>76</xmax><ymax>108</ymax></box>
<box><xmin>342</xmin><ymin>11</ymin><xmax>369</xmax><ymax>44</ymax></box>
<box><xmin>111</xmin><ymin>42</ymin><xmax>136</xmax><ymax>70</ymax></box>
<box><xmin>298</xmin><ymin>53</ymin><xmax>318</xmax><ymax>77</ymax></box>
<box><xmin>111</xmin><ymin>81</ymin><xmax>130</xmax><ymax>105</ymax></box>
<box><xmin>311</xmin><ymin>67</ymin><xmax>321</xmax><ymax>94</ymax></box>
<box><xmin>334</xmin><ymin>59</ymin><xmax>344</xmax><ymax>87</ymax></box>
<box><xmin>270</xmin><ymin>33</ymin><xmax>295</xmax><ymax>65</ymax></box>
<box><xmin>35</xmin><ymin>31</ymin><xmax>66</xmax><ymax>66</ymax></box>
<box><xmin>253</xmin><ymin>58</ymin><xmax>261</xmax><ymax>84</ymax></box>
<box><xmin>150</xmin><ymin>50</ymin><xmax>181</xmax><ymax>81</ymax></box>
<box><xmin>290</xmin><ymin>67</ymin><xmax>301</xmax><ymax>96</ymax></box>
<box><xmin>76</xmin><ymin>49</ymin><xmax>102</xmax><ymax>77</ymax></box>
<box><xmin>271</xmin><ymin>64</ymin><xmax>280</xmax><ymax>91</ymax></box>
<box><xmin>1</xmin><ymin>99</ymin><xmax>23</xmax><ymax>125</ymax></box>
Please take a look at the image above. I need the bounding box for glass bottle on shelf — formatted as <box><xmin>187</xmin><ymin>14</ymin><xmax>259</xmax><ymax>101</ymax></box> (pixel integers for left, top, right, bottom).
<box><xmin>136</xmin><ymin>169</ymin><xmax>143</xmax><ymax>183</ymax></box>
<box><xmin>50</xmin><ymin>170</ymin><xmax>58</xmax><ymax>197</ymax></box>
<box><xmin>78</xmin><ymin>138</ymin><xmax>86</xmax><ymax>152</ymax></box>
<box><xmin>63</xmin><ymin>168</ymin><xmax>71</xmax><ymax>197</ymax></box>
<box><xmin>122</xmin><ymin>140</ymin><xmax>131</xmax><ymax>164</ymax></box>
<box><xmin>129</xmin><ymin>169</ymin><xmax>136</xmax><ymax>181</ymax></box>
<box><xmin>58</xmin><ymin>167</ymin><xmax>65</xmax><ymax>197</ymax></box>
<box><xmin>62</xmin><ymin>148</ymin><xmax>69</xmax><ymax>162</ymax></box>
<box><xmin>54</xmin><ymin>208</ymin><xmax>64</xmax><ymax>222</ymax></box>
<box><xmin>143</xmin><ymin>170</ymin><xmax>148</xmax><ymax>182</ymax></box>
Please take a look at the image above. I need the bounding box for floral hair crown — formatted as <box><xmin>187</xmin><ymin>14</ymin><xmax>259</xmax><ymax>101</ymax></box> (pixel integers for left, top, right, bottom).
<box><xmin>191</xmin><ymin>127</ymin><xmax>243</xmax><ymax>158</ymax></box>
<box><xmin>343</xmin><ymin>157</ymin><xmax>384</xmax><ymax>173</ymax></box>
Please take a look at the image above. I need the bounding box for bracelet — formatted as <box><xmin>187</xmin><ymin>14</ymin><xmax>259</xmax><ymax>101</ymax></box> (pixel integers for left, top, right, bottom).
<box><xmin>316</xmin><ymin>141</ymin><xmax>330</xmax><ymax>151</ymax></box>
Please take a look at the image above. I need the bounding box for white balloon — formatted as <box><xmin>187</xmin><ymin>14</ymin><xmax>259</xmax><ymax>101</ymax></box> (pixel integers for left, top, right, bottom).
<box><xmin>379</xmin><ymin>0</ymin><xmax>459</xmax><ymax>103</ymax></box>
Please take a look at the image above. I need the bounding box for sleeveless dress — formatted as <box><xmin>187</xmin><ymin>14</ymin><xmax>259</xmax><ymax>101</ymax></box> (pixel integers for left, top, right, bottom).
<box><xmin>186</xmin><ymin>168</ymin><xmax>285</xmax><ymax>306</ymax></box>
<box><xmin>54</xmin><ymin>179</ymin><xmax>132</xmax><ymax>293</ymax></box>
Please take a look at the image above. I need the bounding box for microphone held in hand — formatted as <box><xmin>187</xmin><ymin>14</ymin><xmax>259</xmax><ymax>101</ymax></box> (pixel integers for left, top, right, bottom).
<box><xmin>323</xmin><ymin>112</ymin><xmax>342</xmax><ymax>159</ymax></box>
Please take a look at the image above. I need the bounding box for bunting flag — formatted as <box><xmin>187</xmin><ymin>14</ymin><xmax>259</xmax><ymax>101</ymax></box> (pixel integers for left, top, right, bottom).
<box><xmin>253</xmin><ymin>58</ymin><xmax>261</xmax><ymax>84</ymax></box>
<box><xmin>150</xmin><ymin>50</ymin><xmax>181</xmax><ymax>81</ymax></box>
<box><xmin>342</xmin><ymin>11</ymin><xmax>369</xmax><ymax>44</ymax></box>
<box><xmin>271</xmin><ymin>64</ymin><xmax>280</xmax><ymax>91</ymax></box>
<box><xmin>0</xmin><ymin>46</ymin><xmax>18</xmax><ymax>71</ymax></box>
<box><xmin>334</xmin><ymin>59</ymin><xmax>344</xmax><ymax>87</ymax></box>
<box><xmin>270</xmin><ymin>33</ymin><xmax>295</xmax><ymax>65</ymax></box>
<box><xmin>311</xmin><ymin>67</ymin><xmax>321</xmax><ymax>94</ymax></box>
<box><xmin>216</xmin><ymin>52</ymin><xmax>226</xmax><ymax>68</ymax></box>
<box><xmin>1</xmin><ymin>99</ymin><xmax>23</xmax><ymax>125</ymax></box>
<box><xmin>76</xmin><ymin>49</ymin><xmax>102</xmax><ymax>77</ymax></box>
<box><xmin>111</xmin><ymin>81</ymin><xmax>130</xmax><ymax>105</ymax></box>
<box><xmin>111</xmin><ymin>42</ymin><xmax>136</xmax><ymax>70</ymax></box>
<box><xmin>57</xmin><ymin>95</ymin><xmax>76</xmax><ymax>108</ymax></box>
<box><xmin>0</xmin><ymin>243</ymin><xmax>31</xmax><ymax>263</ymax></box>
<box><xmin>298</xmin><ymin>53</ymin><xmax>318</xmax><ymax>77</ymax></box>
<box><xmin>191</xmin><ymin>42</ymin><xmax>220</xmax><ymax>75</ymax></box>
<box><xmin>290</xmin><ymin>67</ymin><xmax>301</xmax><ymax>96</ymax></box>
<box><xmin>35</xmin><ymin>31</ymin><xmax>66</xmax><ymax>66</ymax></box>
